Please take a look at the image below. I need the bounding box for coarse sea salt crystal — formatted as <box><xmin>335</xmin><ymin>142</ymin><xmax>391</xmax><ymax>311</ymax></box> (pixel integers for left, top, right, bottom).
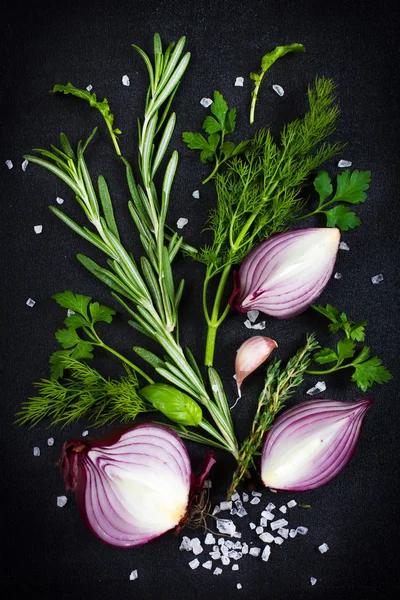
<box><xmin>232</xmin><ymin>564</ymin><xmax>239</xmax><ymax>571</ymax></box>
<box><xmin>210</xmin><ymin>550</ymin><xmax>221</xmax><ymax>560</ymax></box>
<box><xmin>213</xmin><ymin>567</ymin><xmax>223</xmax><ymax>575</ymax></box>
<box><xmin>220</xmin><ymin>501</ymin><xmax>232</xmax><ymax>511</ymax></box>
<box><xmin>129</xmin><ymin>570</ymin><xmax>138</xmax><ymax>581</ymax></box>
<box><xmin>192</xmin><ymin>545</ymin><xmax>204</xmax><ymax>556</ymax></box>
<box><xmin>310</xmin><ymin>577</ymin><xmax>317</xmax><ymax>586</ymax></box>
<box><xmin>86</xmin><ymin>84</ymin><xmax>93</xmax><ymax>91</ymax></box>
<box><xmin>249</xmin><ymin>522</ymin><xmax>256</xmax><ymax>530</ymax></box>
<box><xmin>82</xmin><ymin>430</ymin><xmax>89</xmax><ymax>437</ymax></box>
<box><xmin>189</xmin><ymin>558</ymin><xmax>200</xmax><ymax>570</ymax></box>
<box><xmin>237</xmin><ymin>506</ymin><xmax>248</xmax><ymax>518</ymax></box>
<box><xmin>33</xmin><ymin>446</ymin><xmax>40</xmax><ymax>456</ymax></box>
<box><xmin>5</xmin><ymin>160</ymin><xmax>13</xmax><ymax>169</ymax></box>
<box><xmin>247</xmin><ymin>310</ymin><xmax>259</xmax><ymax>323</ymax></box>
<box><xmin>261</xmin><ymin>510</ymin><xmax>274</xmax><ymax>521</ymax></box>
<box><xmin>233</xmin><ymin>541</ymin><xmax>242</xmax><ymax>550</ymax></box>
<box><xmin>250</xmin><ymin>497</ymin><xmax>260</xmax><ymax>505</ymax></box>
<box><xmin>306</xmin><ymin>381</ymin><xmax>326</xmax><ymax>396</ymax></box>
<box><xmin>235</xmin><ymin>77</ymin><xmax>244</xmax><ymax>87</ymax></box>
<box><xmin>225</xmin><ymin>540</ymin><xmax>234</xmax><ymax>549</ymax></box>
<box><xmin>34</xmin><ymin>225</ymin><xmax>43</xmax><ymax>234</ymax></box>
<box><xmin>318</xmin><ymin>543</ymin><xmax>329</xmax><ymax>553</ymax></box>
<box><xmin>334</xmin><ymin>272</ymin><xmax>342</xmax><ymax>280</ymax></box>
<box><xmin>200</xmin><ymin>97</ymin><xmax>213</xmax><ymax>108</ymax></box>
<box><xmin>259</xmin><ymin>532</ymin><xmax>274</xmax><ymax>543</ymax></box>
<box><xmin>241</xmin><ymin>543</ymin><xmax>249</xmax><ymax>555</ymax></box>
<box><xmin>371</xmin><ymin>273</ymin><xmax>384</xmax><ymax>284</ymax></box>
<box><xmin>339</xmin><ymin>241</ymin><xmax>350</xmax><ymax>251</ymax></box>
<box><xmin>192</xmin><ymin>190</ymin><xmax>200</xmax><ymax>199</ymax></box>
<box><xmin>251</xmin><ymin>321</ymin><xmax>266</xmax><ymax>330</ymax></box>
<box><xmin>266</xmin><ymin>502</ymin><xmax>276</xmax><ymax>511</ymax></box>
<box><xmin>278</xmin><ymin>528</ymin><xmax>289</xmax><ymax>539</ymax></box>
<box><xmin>338</xmin><ymin>159</ymin><xmax>352</xmax><ymax>168</ymax></box>
<box><xmin>202</xmin><ymin>561</ymin><xmax>212</xmax><ymax>570</ymax></box>
<box><xmin>212</xmin><ymin>505</ymin><xmax>221</xmax><ymax>516</ymax></box>
<box><xmin>272</xmin><ymin>84</ymin><xmax>284</xmax><ymax>96</ymax></box>
<box><xmin>242</xmin><ymin>492</ymin><xmax>249</xmax><ymax>502</ymax></box>
<box><xmin>205</xmin><ymin>533</ymin><xmax>216</xmax><ymax>545</ymax></box>
<box><xmin>122</xmin><ymin>75</ymin><xmax>130</xmax><ymax>86</ymax></box>
<box><xmin>57</xmin><ymin>495</ymin><xmax>68</xmax><ymax>507</ymax></box>
<box><xmin>279</xmin><ymin>505</ymin><xmax>287</xmax><ymax>514</ymax></box>
<box><xmin>249</xmin><ymin>547</ymin><xmax>261</xmax><ymax>557</ymax></box>
<box><xmin>296</xmin><ymin>526</ymin><xmax>309</xmax><ymax>535</ymax></box>
<box><xmin>26</xmin><ymin>298</ymin><xmax>36</xmax><ymax>307</ymax></box>
<box><xmin>244</xmin><ymin>319</ymin><xmax>252</xmax><ymax>329</ymax></box>
<box><xmin>47</xmin><ymin>437</ymin><xmax>54</xmax><ymax>446</ymax></box>
<box><xmin>56</xmin><ymin>197</ymin><xmax>64</xmax><ymax>205</ymax></box>
<box><xmin>22</xmin><ymin>159</ymin><xmax>29</xmax><ymax>171</ymax></box>
<box><xmin>256</xmin><ymin>526</ymin><xmax>264</xmax><ymax>535</ymax></box>
<box><xmin>252</xmin><ymin>491</ymin><xmax>262</xmax><ymax>497</ymax></box>
<box><xmin>231</xmin><ymin>492</ymin><xmax>240</xmax><ymax>502</ymax></box>
<box><xmin>274</xmin><ymin>537</ymin><xmax>284</xmax><ymax>545</ymax></box>
<box><xmin>260</xmin><ymin>517</ymin><xmax>267</xmax><ymax>527</ymax></box>
<box><xmin>179</xmin><ymin>536</ymin><xmax>191</xmax><ymax>551</ymax></box>
<box><xmin>230</xmin><ymin>508</ymin><xmax>238</xmax><ymax>516</ymax></box>
<box><xmin>289</xmin><ymin>529</ymin><xmax>297</xmax><ymax>538</ymax></box>
<box><xmin>237</xmin><ymin>583</ymin><xmax>242</xmax><ymax>590</ymax></box>
<box><xmin>216</xmin><ymin>519</ymin><xmax>236</xmax><ymax>536</ymax></box>
<box><xmin>287</xmin><ymin>500</ymin><xmax>297</xmax><ymax>508</ymax></box>
<box><xmin>67</xmin><ymin>309</ymin><xmax>75</xmax><ymax>316</ymax></box>
<box><xmin>221</xmin><ymin>555</ymin><xmax>230</xmax><ymax>566</ymax></box>
<box><xmin>261</xmin><ymin>545</ymin><xmax>271</xmax><ymax>561</ymax></box>
<box><xmin>176</xmin><ymin>217</ymin><xmax>188</xmax><ymax>229</ymax></box>
<box><xmin>270</xmin><ymin>519</ymin><xmax>288</xmax><ymax>531</ymax></box>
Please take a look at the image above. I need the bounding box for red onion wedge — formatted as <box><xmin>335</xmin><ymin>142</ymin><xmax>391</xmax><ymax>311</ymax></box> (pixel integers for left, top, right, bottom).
<box><xmin>230</xmin><ymin>228</ymin><xmax>340</xmax><ymax>318</ymax></box>
<box><xmin>60</xmin><ymin>423</ymin><xmax>202</xmax><ymax>548</ymax></box>
<box><xmin>261</xmin><ymin>398</ymin><xmax>373</xmax><ymax>491</ymax></box>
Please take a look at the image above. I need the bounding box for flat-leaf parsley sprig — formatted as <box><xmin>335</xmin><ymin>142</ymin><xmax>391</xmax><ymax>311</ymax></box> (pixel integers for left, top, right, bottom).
<box><xmin>307</xmin><ymin>304</ymin><xmax>392</xmax><ymax>391</ymax></box>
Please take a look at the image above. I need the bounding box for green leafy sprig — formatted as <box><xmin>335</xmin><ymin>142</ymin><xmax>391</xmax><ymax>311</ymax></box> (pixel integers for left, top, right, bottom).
<box><xmin>52</xmin><ymin>83</ymin><xmax>122</xmax><ymax>156</ymax></box>
<box><xmin>182</xmin><ymin>91</ymin><xmax>249</xmax><ymax>183</ymax></box>
<box><xmin>250</xmin><ymin>43</ymin><xmax>305</xmax><ymax>124</ymax></box>
<box><xmin>297</xmin><ymin>169</ymin><xmax>371</xmax><ymax>230</ymax></box>
<box><xmin>307</xmin><ymin>304</ymin><xmax>392</xmax><ymax>391</ymax></box>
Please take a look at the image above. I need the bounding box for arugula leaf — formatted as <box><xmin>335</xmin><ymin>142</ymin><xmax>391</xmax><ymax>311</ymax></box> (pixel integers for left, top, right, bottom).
<box><xmin>352</xmin><ymin>356</ymin><xmax>392</xmax><ymax>392</ymax></box>
<box><xmin>250</xmin><ymin>43</ymin><xmax>305</xmax><ymax>124</ymax></box>
<box><xmin>332</xmin><ymin>170</ymin><xmax>371</xmax><ymax>204</ymax></box>
<box><xmin>182</xmin><ymin>90</ymin><xmax>249</xmax><ymax>183</ymax></box>
<box><xmin>325</xmin><ymin>205</ymin><xmax>361</xmax><ymax>230</ymax></box>
<box><xmin>51</xmin><ymin>83</ymin><xmax>122</xmax><ymax>155</ymax></box>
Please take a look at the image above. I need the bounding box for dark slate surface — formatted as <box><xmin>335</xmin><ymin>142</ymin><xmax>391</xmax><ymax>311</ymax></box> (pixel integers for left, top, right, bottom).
<box><xmin>1</xmin><ymin>0</ymin><xmax>399</xmax><ymax>598</ymax></box>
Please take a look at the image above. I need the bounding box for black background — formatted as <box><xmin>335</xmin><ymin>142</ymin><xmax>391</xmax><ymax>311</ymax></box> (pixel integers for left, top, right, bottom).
<box><xmin>1</xmin><ymin>1</ymin><xmax>399</xmax><ymax>598</ymax></box>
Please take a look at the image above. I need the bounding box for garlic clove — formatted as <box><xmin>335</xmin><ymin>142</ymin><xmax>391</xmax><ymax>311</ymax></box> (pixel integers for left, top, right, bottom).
<box><xmin>235</xmin><ymin>336</ymin><xmax>277</xmax><ymax>394</ymax></box>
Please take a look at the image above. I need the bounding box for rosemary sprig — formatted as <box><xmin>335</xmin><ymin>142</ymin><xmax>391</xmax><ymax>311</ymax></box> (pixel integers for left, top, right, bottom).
<box><xmin>227</xmin><ymin>334</ymin><xmax>319</xmax><ymax>498</ymax></box>
<box><xmin>189</xmin><ymin>77</ymin><xmax>342</xmax><ymax>366</ymax></box>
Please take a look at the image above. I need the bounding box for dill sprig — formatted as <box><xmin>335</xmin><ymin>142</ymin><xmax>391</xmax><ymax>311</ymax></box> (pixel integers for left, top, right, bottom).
<box><xmin>16</xmin><ymin>357</ymin><xmax>155</xmax><ymax>427</ymax></box>
<box><xmin>192</xmin><ymin>77</ymin><xmax>342</xmax><ymax>366</ymax></box>
<box><xmin>227</xmin><ymin>334</ymin><xmax>319</xmax><ymax>498</ymax></box>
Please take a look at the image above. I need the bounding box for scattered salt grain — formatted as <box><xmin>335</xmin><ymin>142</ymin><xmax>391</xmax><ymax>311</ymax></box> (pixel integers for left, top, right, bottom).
<box><xmin>212</xmin><ymin>505</ymin><xmax>221</xmax><ymax>516</ymax></box>
<box><xmin>216</xmin><ymin>519</ymin><xmax>236</xmax><ymax>536</ymax></box>
<box><xmin>259</xmin><ymin>532</ymin><xmax>274</xmax><ymax>543</ymax></box>
<box><xmin>129</xmin><ymin>570</ymin><xmax>138</xmax><ymax>581</ymax></box>
<box><xmin>34</xmin><ymin>225</ymin><xmax>43</xmax><ymax>234</ymax></box>
<box><xmin>82</xmin><ymin>430</ymin><xmax>89</xmax><ymax>437</ymax></box>
<box><xmin>5</xmin><ymin>160</ymin><xmax>13</xmax><ymax>169</ymax></box>
<box><xmin>221</xmin><ymin>555</ymin><xmax>230</xmax><ymax>566</ymax></box>
<box><xmin>310</xmin><ymin>577</ymin><xmax>317</xmax><ymax>586</ymax></box>
<box><xmin>205</xmin><ymin>533</ymin><xmax>216</xmax><ymax>545</ymax></box>
<box><xmin>261</xmin><ymin>510</ymin><xmax>274</xmax><ymax>521</ymax></box>
<box><xmin>230</xmin><ymin>508</ymin><xmax>238</xmax><ymax>516</ymax></box>
<box><xmin>339</xmin><ymin>241</ymin><xmax>350</xmax><ymax>251</ymax></box>
<box><xmin>213</xmin><ymin>567</ymin><xmax>222</xmax><ymax>575</ymax></box>
<box><xmin>200</xmin><ymin>97</ymin><xmax>213</xmax><ymax>108</ymax></box>
<box><xmin>231</xmin><ymin>492</ymin><xmax>240</xmax><ymax>502</ymax></box>
<box><xmin>306</xmin><ymin>381</ymin><xmax>326</xmax><ymax>396</ymax></box>
<box><xmin>249</xmin><ymin>547</ymin><xmax>261</xmax><ymax>557</ymax></box>
<box><xmin>277</xmin><ymin>528</ymin><xmax>289</xmax><ymax>539</ymax></box>
<box><xmin>57</xmin><ymin>495</ymin><xmax>68</xmax><ymax>507</ymax></box>
<box><xmin>235</xmin><ymin>77</ymin><xmax>244</xmax><ymax>87</ymax></box>
<box><xmin>237</xmin><ymin>506</ymin><xmax>248</xmax><ymax>518</ymax></box>
<box><xmin>252</xmin><ymin>491</ymin><xmax>262</xmax><ymax>497</ymax></box>
<box><xmin>318</xmin><ymin>543</ymin><xmax>329</xmax><ymax>554</ymax></box>
<box><xmin>334</xmin><ymin>272</ymin><xmax>342</xmax><ymax>280</ymax></box>
<box><xmin>192</xmin><ymin>544</ymin><xmax>203</xmax><ymax>556</ymax></box>
<box><xmin>250</xmin><ymin>497</ymin><xmax>260</xmax><ymax>505</ymax></box>
<box><xmin>202</xmin><ymin>561</ymin><xmax>212</xmax><ymax>570</ymax></box>
<box><xmin>274</xmin><ymin>537</ymin><xmax>284</xmax><ymax>545</ymax></box>
<box><xmin>122</xmin><ymin>75</ymin><xmax>130</xmax><ymax>86</ymax></box>
<box><xmin>189</xmin><ymin>558</ymin><xmax>200</xmax><ymax>570</ymax></box>
<box><xmin>176</xmin><ymin>217</ymin><xmax>188</xmax><ymax>229</ymax></box>
<box><xmin>251</xmin><ymin>321</ymin><xmax>266</xmax><ymax>330</ymax></box>
<box><xmin>287</xmin><ymin>500</ymin><xmax>297</xmax><ymax>508</ymax></box>
<box><xmin>241</xmin><ymin>543</ymin><xmax>249</xmax><ymax>555</ymax></box>
<box><xmin>210</xmin><ymin>550</ymin><xmax>221</xmax><ymax>560</ymax></box>
<box><xmin>249</xmin><ymin>522</ymin><xmax>256</xmax><ymax>530</ymax></box>
<box><xmin>179</xmin><ymin>536</ymin><xmax>191</xmax><ymax>551</ymax></box>
<box><xmin>244</xmin><ymin>319</ymin><xmax>252</xmax><ymax>329</ymax></box>
<box><xmin>67</xmin><ymin>309</ymin><xmax>75</xmax><ymax>316</ymax></box>
<box><xmin>225</xmin><ymin>540</ymin><xmax>234</xmax><ymax>549</ymax></box>
<box><xmin>232</xmin><ymin>564</ymin><xmax>239</xmax><ymax>571</ymax></box>
<box><xmin>221</xmin><ymin>546</ymin><xmax>229</xmax><ymax>556</ymax></box>
<box><xmin>260</xmin><ymin>517</ymin><xmax>267</xmax><ymax>527</ymax></box>
<box><xmin>218</xmin><ymin>537</ymin><xmax>225</xmax><ymax>545</ymax></box>
<box><xmin>220</xmin><ymin>501</ymin><xmax>232</xmax><ymax>511</ymax></box>
<box><xmin>86</xmin><ymin>85</ymin><xmax>93</xmax><ymax>91</ymax></box>
<box><xmin>26</xmin><ymin>298</ymin><xmax>36</xmax><ymax>308</ymax></box>
<box><xmin>269</xmin><ymin>488</ymin><xmax>277</xmax><ymax>493</ymax></box>
<box><xmin>289</xmin><ymin>529</ymin><xmax>297</xmax><ymax>538</ymax></box>
<box><xmin>272</xmin><ymin>84</ymin><xmax>284</xmax><ymax>96</ymax></box>
<box><xmin>247</xmin><ymin>310</ymin><xmax>259</xmax><ymax>323</ymax></box>
<box><xmin>33</xmin><ymin>446</ymin><xmax>40</xmax><ymax>456</ymax></box>
<box><xmin>56</xmin><ymin>197</ymin><xmax>64</xmax><ymax>204</ymax></box>
<box><xmin>47</xmin><ymin>437</ymin><xmax>54</xmax><ymax>446</ymax></box>
<box><xmin>266</xmin><ymin>502</ymin><xmax>276</xmax><ymax>511</ymax></box>
<box><xmin>261</xmin><ymin>545</ymin><xmax>271</xmax><ymax>561</ymax></box>
<box><xmin>233</xmin><ymin>541</ymin><xmax>242</xmax><ymax>550</ymax></box>
<box><xmin>338</xmin><ymin>159</ymin><xmax>352</xmax><ymax>168</ymax></box>
<box><xmin>256</xmin><ymin>526</ymin><xmax>264</xmax><ymax>535</ymax></box>
<box><xmin>237</xmin><ymin>583</ymin><xmax>242</xmax><ymax>590</ymax></box>
<box><xmin>371</xmin><ymin>273</ymin><xmax>384</xmax><ymax>284</ymax></box>
<box><xmin>270</xmin><ymin>519</ymin><xmax>288</xmax><ymax>531</ymax></box>
<box><xmin>192</xmin><ymin>190</ymin><xmax>200</xmax><ymax>199</ymax></box>
<box><xmin>279</xmin><ymin>505</ymin><xmax>287</xmax><ymax>514</ymax></box>
<box><xmin>296</xmin><ymin>526</ymin><xmax>309</xmax><ymax>535</ymax></box>
<box><xmin>242</xmin><ymin>492</ymin><xmax>249</xmax><ymax>502</ymax></box>
<box><xmin>22</xmin><ymin>159</ymin><xmax>29</xmax><ymax>171</ymax></box>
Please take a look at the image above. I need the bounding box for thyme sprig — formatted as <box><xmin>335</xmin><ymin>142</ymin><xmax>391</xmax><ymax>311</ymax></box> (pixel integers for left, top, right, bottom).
<box><xmin>227</xmin><ymin>334</ymin><xmax>319</xmax><ymax>498</ymax></box>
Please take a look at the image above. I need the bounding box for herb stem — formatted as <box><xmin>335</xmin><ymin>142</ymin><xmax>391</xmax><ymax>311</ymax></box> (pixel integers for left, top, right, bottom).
<box><xmin>204</xmin><ymin>263</ymin><xmax>232</xmax><ymax>366</ymax></box>
<box><xmin>306</xmin><ymin>363</ymin><xmax>350</xmax><ymax>375</ymax></box>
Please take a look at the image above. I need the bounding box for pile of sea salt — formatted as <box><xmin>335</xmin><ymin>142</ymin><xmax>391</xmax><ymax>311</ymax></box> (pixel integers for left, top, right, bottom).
<box><xmin>179</xmin><ymin>489</ymin><xmax>328</xmax><ymax>587</ymax></box>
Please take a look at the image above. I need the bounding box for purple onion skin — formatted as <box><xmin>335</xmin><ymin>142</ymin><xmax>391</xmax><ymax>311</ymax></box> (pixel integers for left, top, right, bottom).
<box><xmin>60</xmin><ymin>423</ymin><xmax>194</xmax><ymax>548</ymax></box>
<box><xmin>230</xmin><ymin>228</ymin><xmax>340</xmax><ymax>319</ymax></box>
<box><xmin>261</xmin><ymin>399</ymin><xmax>373</xmax><ymax>492</ymax></box>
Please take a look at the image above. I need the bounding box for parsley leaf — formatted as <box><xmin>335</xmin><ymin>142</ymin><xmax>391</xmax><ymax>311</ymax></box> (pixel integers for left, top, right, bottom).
<box><xmin>337</xmin><ymin>338</ymin><xmax>356</xmax><ymax>361</ymax></box>
<box><xmin>182</xmin><ymin>90</ymin><xmax>249</xmax><ymax>183</ymax></box>
<box><xmin>52</xmin><ymin>291</ymin><xmax>91</xmax><ymax>317</ymax></box>
<box><xmin>332</xmin><ymin>170</ymin><xmax>371</xmax><ymax>204</ymax></box>
<box><xmin>314</xmin><ymin>347</ymin><xmax>338</xmax><ymax>364</ymax></box>
<box><xmin>314</xmin><ymin>170</ymin><xmax>333</xmax><ymax>202</ymax></box>
<box><xmin>352</xmin><ymin>356</ymin><xmax>392</xmax><ymax>392</ymax></box>
<box><xmin>325</xmin><ymin>205</ymin><xmax>361</xmax><ymax>230</ymax></box>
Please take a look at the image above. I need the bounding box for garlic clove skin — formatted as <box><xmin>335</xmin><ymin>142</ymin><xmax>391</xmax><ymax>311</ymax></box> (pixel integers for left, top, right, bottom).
<box><xmin>235</xmin><ymin>336</ymin><xmax>278</xmax><ymax>394</ymax></box>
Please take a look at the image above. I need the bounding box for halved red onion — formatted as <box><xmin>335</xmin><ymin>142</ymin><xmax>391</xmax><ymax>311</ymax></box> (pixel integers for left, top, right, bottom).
<box><xmin>230</xmin><ymin>228</ymin><xmax>340</xmax><ymax>318</ymax></box>
<box><xmin>60</xmin><ymin>423</ymin><xmax>193</xmax><ymax>547</ymax></box>
<box><xmin>261</xmin><ymin>398</ymin><xmax>373</xmax><ymax>491</ymax></box>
